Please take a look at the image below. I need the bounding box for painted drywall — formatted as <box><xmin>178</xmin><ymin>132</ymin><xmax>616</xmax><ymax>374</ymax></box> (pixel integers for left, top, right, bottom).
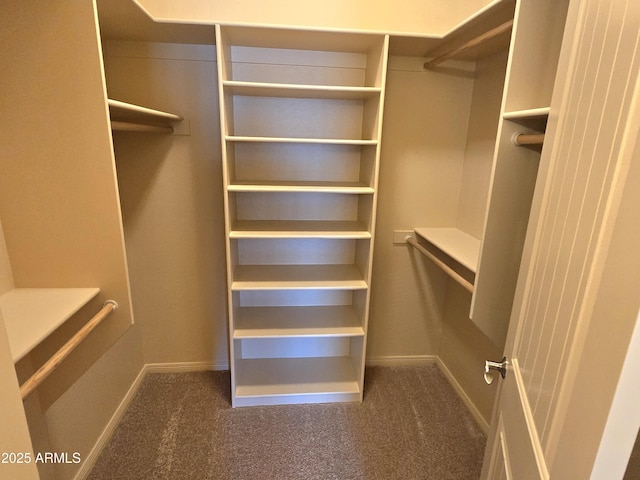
<box><xmin>103</xmin><ymin>42</ymin><xmax>228</xmax><ymax>367</ymax></box>
<box><xmin>42</xmin><ymin>327</ymin><xmax>144</xmax><ymax>480</ymax></box>
<box><xmin>437</xmin><ymin>50</ymin><xmax>508</xmax><ymax>423</ymax></box>
<box><xmin>369</xmin><ymin>55</ymin><xmax>474</xmax><ymax>360</ymax></box>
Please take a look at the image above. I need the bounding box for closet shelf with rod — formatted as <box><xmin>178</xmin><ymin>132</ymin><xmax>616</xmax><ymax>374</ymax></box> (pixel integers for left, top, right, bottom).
<box><xmin>18</xmin><ymin>299</ymin><xmax>118</xmax><ymax>400</ymax></box>
<box><xmin>406</xmin><ymin>228</ymin><xmax>480</xmax><ymax>293</ymax></box>
<box><xmin>108</xmin><ymin>99</ymin><xmax>185</xmax><ymax>134</ymax></box>
<box><xmin>423</xmin><ymin>19</ymin><xmax>514</xmax><ymax>69</ymax></box>
<box><xmin>1</xmin><ymin>288</ymin><xmax>101</xmax><ymax>363</ymax></box>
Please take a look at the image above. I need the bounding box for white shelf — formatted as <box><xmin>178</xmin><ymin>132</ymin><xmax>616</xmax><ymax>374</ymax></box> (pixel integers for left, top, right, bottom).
<box><xmin>503</xmin><ymin>107</ymin><xmax>550</xmax><ymax>120</ymax></box>
<box><xmin>414</xmin><ymin>227</ymin><xmax>480</xmax><ymax>273</ymax></box>
<box><xmin>108</xmin><ymin>99</ymin><xmax>182</xmax><ymax>123</ymax></box>
<box><xmin>231</xmin><ymin>265</ymin><xmax>368</xmax><ymax>290</ymax></box>
<box><xmin>230</xmin><ymin>220</ymin><xmax>371</xmax><ymax>239</ymax></box>
<box><xmin>234</xmin><ymin>305</ymin><xmax>364</xmax><ymax>338</ymax></box>
<box><xmin>223</xmin><ymin>80</ymin><xmax>381</xmax><ymax>100</ymax></box>
<box><xmin>0</xmin><ymin>288</ymin><xmax>100</xmax><ymax>363</ymax></box>
<box><xmin>234</xmin><ymin>356</ymin><xmax>361</xmax><ymax>406</ymax></box>
<box><xmin>228</xmin><ymin>180</ymin><xmax>374</xmax><ymax>194</ymax></box>
<box><xmin>226</xmin><ymin>135</ymin><xmax>378</xmax><ymax>145</ymax></box>
<box><xmin>108</xmin><ymin>99</ymin><xmax>184</xmax><ymax>134</ymax></box>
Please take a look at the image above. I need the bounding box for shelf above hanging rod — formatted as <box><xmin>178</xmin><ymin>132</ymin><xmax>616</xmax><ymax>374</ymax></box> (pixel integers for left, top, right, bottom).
<box><xmin>406</xmin><ymin>235</ymin><xmax>474</xmax><ymax>293</ymax></box>
<box><xmin>512</xmin><ymin>133</ymin><xmax>545</xmax><ymax>146</ymax></box>
<box><xmin>20</xmin><ymin>300</ymin><xmax>118</xmax><ymax>400</ymax></box>
<box><xmin>424</xmin><ymin>19</ymin><xmax>514</xmax><ymax>69</ymax></box>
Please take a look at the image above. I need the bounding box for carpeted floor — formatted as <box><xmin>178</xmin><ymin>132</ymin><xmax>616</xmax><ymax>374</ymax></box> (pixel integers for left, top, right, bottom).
<box><xmin>87</xmin><ymin>365</ymin><xmax>486</xmax><ymax>480</ymax></box>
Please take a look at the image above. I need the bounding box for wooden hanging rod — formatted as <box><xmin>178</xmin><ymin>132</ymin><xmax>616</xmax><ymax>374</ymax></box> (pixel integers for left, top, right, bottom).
<box><xmin>406</xmin><ymin>236</ymin><xmax>474</xmax><ymax>293</ymax></box>
<box><xmin>513</xmin><ymin>133</ymin><xmax>545</xmax><ymax>146</ymax></box>
<box><xmin>111</xmin><ymin>121</ymin><xmax>174</xmax><ymax>134</ymax></box>
<box><xmin>20</xmin><ymin>300</ymin><xmax>118</xmax><ymax>401</ymax></box>
<box><xmin>424</xmin><ymin>19</ymin><xmax>514</xmax><ymax>69</ymax></box>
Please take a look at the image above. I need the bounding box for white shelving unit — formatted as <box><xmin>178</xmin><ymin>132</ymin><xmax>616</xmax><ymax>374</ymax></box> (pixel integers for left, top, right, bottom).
<box><xmin>216</xmin><ymin>25</ymin><xmax>388</xmax><ymax>406</ymax></box>
<box><xmin>0</xmin><ymin>288</ymin><xmax>100</xmax><ymax>363</ymax></box>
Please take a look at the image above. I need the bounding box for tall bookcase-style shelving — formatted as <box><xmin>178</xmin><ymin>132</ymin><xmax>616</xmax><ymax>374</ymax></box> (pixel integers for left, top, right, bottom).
<box><xmin>215</xmin><ymin>25</ymin><xmax>389</xmax><ymax>407</ymax></box>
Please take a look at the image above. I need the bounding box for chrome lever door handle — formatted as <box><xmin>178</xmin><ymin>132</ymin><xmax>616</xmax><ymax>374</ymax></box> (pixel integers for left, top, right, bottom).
<box><xmin>484</xmin><ymin>357</ymin><xmax>508</xmax><ymax>385</ymax></box>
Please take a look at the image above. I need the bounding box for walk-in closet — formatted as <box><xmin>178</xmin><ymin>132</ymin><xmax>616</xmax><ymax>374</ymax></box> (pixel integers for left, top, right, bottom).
<box><xmin>2</xmin><ymin>0</ymin><xmax>640</xmax><ymax>479</ymax></box>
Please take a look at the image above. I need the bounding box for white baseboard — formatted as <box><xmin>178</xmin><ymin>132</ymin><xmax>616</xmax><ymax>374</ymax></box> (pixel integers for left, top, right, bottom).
<box><xmin>144</xmin><ymin>361</ymin><xmax>229</xmax><ymax>374</ymax></box>
<box><xmin>436</xmin><ymin>358</ymin><xmax>490</xmax><ymax>433</ymax></box>
<box><xmin>366</xmin><ymin>354</ymin><xmax>438</xmax><ymax>366</ymax></box>
<box><xmin>73</xmin><ymin>366</ymin><xmax>147</xmax><ymax>480</ymax></box>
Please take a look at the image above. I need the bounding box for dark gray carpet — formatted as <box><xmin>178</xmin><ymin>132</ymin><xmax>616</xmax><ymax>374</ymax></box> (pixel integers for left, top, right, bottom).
<box><xmin>88</xmin><ymin>365</ymin><xmax>486</xmax><ymax>479</ymax></box>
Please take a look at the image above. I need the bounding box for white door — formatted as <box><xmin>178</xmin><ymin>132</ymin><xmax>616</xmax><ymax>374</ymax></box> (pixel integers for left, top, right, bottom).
<box><xmin>481</xmin><ymin>0</ymin><xmax>640</xmax><ymax>478</ymax></box>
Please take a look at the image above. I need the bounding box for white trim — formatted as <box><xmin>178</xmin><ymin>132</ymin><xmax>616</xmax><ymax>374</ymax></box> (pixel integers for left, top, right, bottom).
<box><xmin>143</xmin><ymin>361</ymin><xmax>229</xmax><ymax>373</ymax></box>
<box><xmin>73</xmin><ymin>366</ymin><xmax>147</xmax><ymax>480</ymax></box>
<box><xmin>365</xmin><ymin>354</ymin><xmax>438</xmax><ymax>366</ymax></box>
<box><xmin>436</xmin><ymin>358</ymin><xmax>490</xmax><ymax>434</ymax></box>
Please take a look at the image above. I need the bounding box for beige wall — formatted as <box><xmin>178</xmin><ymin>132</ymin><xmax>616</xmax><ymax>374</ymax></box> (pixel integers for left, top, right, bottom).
<box><xmin>369</xmin><ymin>55</ymin><xmax>473</xmax><ymax>359</ymax></box>
<box><xmin>438</xmin><ymin>50</ymin><xmax>508</xmax><ymax>423</ymax></box>
<box><xmin>103</xmin><ymin>42</ymin><xmax>228</xmax><ymax>367</ymax></box>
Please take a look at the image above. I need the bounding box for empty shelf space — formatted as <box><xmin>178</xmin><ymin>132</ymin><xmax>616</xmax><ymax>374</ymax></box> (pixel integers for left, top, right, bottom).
<box><xmin>230</xmin><ymin>220</ymin><xmax>371</xmax><ymax>239</ymax></box>
<box><xmin>226</xmin><ymin>136</ymin><xmax>378</xmax><ymax>146</ymax></box>
<box><xmin>228</xmin><ymin>180</ymin><xmax>374</xmax><ymax>194</ymax></box>
<box><xmin>234</xmin><ymin>305</ymin><xmax>364</xmax><ymax>338</ymax></box>
<box><xmin>0</xmin><ymin>288</ymin><xmax>100</xmax><ymax>363</ymax></box>
<box><xmin>223</xmin><ymin>80</ymin><xmax>381</xmax><ymax>100</ymax></box>
<box><xmin>234</xmin><ymin>356</ymin><xmax>361</xmax><ymax>406</ymax></box>
<box><xmin>503</xmin><ymin>107</ymin><xmax>550</xmax><ymax>120</ymax></box>
<box><xmin>231</xmin><ymin>265</ymin><xmax>368</xmax><ymax>290</ymax></box>
<box><xmin>414</xmin><ymin>228</ymin><xmax>480</xmax><ymax>273</ymax></box>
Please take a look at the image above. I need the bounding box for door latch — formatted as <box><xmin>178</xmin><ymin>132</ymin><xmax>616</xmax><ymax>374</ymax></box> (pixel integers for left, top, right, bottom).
<box><xmin>484</xmin><ymin>357</ymin><xmax>508</xmax><ymax>385</ymax></box>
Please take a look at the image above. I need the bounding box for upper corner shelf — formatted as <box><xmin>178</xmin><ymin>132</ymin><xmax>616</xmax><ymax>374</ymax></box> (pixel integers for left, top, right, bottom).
<box><xmin>0</xmin><ymin>288</ymin><xmax>100</xmax><ymax>363</ymax></box>
<box><xmin>414</xmin><ymin>227</ymin><xmax>480</xmax><ymax>273</ymax></box>
<box><xmin>108</xmin><ymin>99</ymin><xmax>183</xmax><ymax>133</ymax></box>
<box><xmin>419</xmin><ymin>0</ymin><xmax>515</xmax><ymax>65</ymax></box>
